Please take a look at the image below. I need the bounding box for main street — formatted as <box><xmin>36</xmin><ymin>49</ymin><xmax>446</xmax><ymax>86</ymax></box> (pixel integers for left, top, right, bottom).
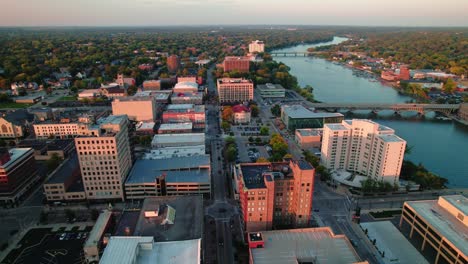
<box><xmin>205</xmin><ymin>64</ymin><xmax>236</xmax><ymax>264</ymax></box>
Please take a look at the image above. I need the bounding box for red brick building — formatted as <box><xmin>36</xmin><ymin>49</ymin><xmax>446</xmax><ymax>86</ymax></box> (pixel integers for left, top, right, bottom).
<box><xmin>162</xmin><ymin>104</ymin><xmax>206</xmax><ymax>129</ymax></box>
<box><xmin>223</xmin><ymin>56</ymin><xmax>250</xmax><ymax>73</ymax></box>
<box><xmin>233</xmin><ymin>160</ymin><xmax>315</xmax><ymax>232</ymax></box>
<box><xmin>167</xmin><ymin>55</ymin><xmax>180</xmax><ymax>73</ymax></box>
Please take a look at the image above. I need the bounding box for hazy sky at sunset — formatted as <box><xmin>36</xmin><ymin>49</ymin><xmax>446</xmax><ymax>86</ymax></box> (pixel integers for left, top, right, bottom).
<box><xmin>1</xmin><ymin>0</ymin><xmax>467</xmax><ymax>27</ymax></box>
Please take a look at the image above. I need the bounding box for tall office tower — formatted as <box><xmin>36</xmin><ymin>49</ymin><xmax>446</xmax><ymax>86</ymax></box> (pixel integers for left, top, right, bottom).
<box><xmin>217</xmin><ymin>78</ymin><xmax>253</xmax><ymax>103</ymax></box>
<box><xmin>75</xmin><ymin>115</ymin><xmax>132</xmax><ymax>201</ymax></box>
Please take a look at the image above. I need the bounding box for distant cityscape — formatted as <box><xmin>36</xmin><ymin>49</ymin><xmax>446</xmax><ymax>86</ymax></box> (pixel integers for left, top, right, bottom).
<box><xmin>0</xmin><ymin>27</ymin><xmax>467</xmax><ymax>264</ymax></box>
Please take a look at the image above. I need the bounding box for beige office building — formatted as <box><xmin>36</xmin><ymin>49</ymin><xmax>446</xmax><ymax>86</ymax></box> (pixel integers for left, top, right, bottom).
<box><xmin>112</xmin><ymin>96</ymin><xmax>157</xmax><ymax>121</ymax></box>
<box><xmin>34</xmin><ymin>123</ymin><xmax>88</xmax><ymax>139</ymax></box>
<box><xmin>75</xmin><ymin>115</ymin><xmax>132</xmax><ymax>201</ymax></box>
<box><xmin>400</xmin><ymin>195</ymin><xmax>468</xmax><ymax>264</ymax></box>
<box><xmin>217</xmin><ymin>78</ymin><xmax>253</xmax><ymax>103</ymax></box>
<box><xmin>321</xmin><ymin>119</ymin><xmax>406</xmax><ymax>184</ymax></box>
<box><xmin>248</xmin><ymin>40</ymin><xmax>265</xmax><ymax>53</ymax></box>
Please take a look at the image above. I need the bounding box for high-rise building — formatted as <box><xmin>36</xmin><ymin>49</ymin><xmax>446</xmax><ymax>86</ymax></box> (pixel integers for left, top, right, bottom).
<box><xmin>75</xmin><ymin>115</ymin><xmax>132</xmax><ymax>201</ymax></box>
<box><xmin>321</xmin><ymin>119</ymin><xmax>406</xmax><ymax>184</ymax></box>
<box><xmin>167</xmin><ymin>55</ymin><xmax>180</xmax><ymax>73</ymax></box>
<box><xmin>0</xmin><ymin>148</ymin><xmax>39</xmax><ymax>207</ymax></box>
<box><xmin>233</xmin><ymin>160</ymin><xmax>315</xmax><ymax>232</ymax></box>
<box><xmin>222</xmin><ymin>56</ymin><xmax>250</xmax><ymax>73</ymax></box>
<box><xmin>217</xmin><ymin>78</ymin><xmax>253</xmax><ymax>103</ymax></box>
<box><xmin>400</xmin><ymin>195</ymin><xmax>468</xmax><ymax>264</ymax></box>
<box><xmin>112</xmin><ymin>96</ymin><xmax>157</xmax><ymax>121</ymax></box>
<box><xmin>249</xmin><ymin>40</ymin><xmax>265</xmax><ymax>53</ymax></box>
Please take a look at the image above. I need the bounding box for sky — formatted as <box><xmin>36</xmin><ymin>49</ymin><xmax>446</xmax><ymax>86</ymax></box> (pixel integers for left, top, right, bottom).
<box><xmin>1</xmin><ymin>0</ymin><xmax>467</xmax><ymax>27</ymax></box>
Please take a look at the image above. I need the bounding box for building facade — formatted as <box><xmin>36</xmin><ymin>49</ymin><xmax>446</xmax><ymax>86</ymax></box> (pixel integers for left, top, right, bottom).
<box><xmin>321</xmin><ymin>119</ymin><xmax>406</xmax><ymax>184</ymax></box>
<box><xmin>167</xmin><ymin>55</ymin><xmax>180</xmax><ymax>73</ymax></box>
<box><xmin>249</xmin><ymin>40</ymin><xmax>265</xmax><ymax>53</ymax></box>
<box><xmin>295</xmin><ymin>128</ymin><xmax>322</xmax><ymax>150</ymax></box>
<box><xmin>75</xmin><ymin>115</ymin><xmax>132</xmax><ymax>201</ymax></box>
<box><xmin>112</xmin><ymin>96</ymin><xmax>157</xmax><ymax>121</ymax></box>
<box><xmin>400</xmin><ymin>195</ymin><xmax>468</xmax><ymax>264</ymax></box>
<box><xmin>0</xmin><ymin>148</ymin><xmax>40</xmax><ymax>207</ymax></box>
<box><xmin>257</xmin><ymin>83</ymin><xmax>286</xmax><ymax>98</ymax></box>
<box><xmin>0</xmin><ymin>110</ymin><xmax>34</xmax><ymax>139</ymax></box>
<box><xmin>281</xmin><ymin>105</ymin><xmax>344</xmax><ymax>130</ymax></box>
<box><xmin>162</xmin><ymin>104</ymin><xmax>205</xmax><ymax>129</ymax></box>
<box><xmin>33</xmin><ymin>122</ymin><xmax>88</xmax><ymax>139</ymax></box>
<box><xmin>217</xmin><ymin>78</ymin><xmax>254</xmax><ymax>103</ymax></box>
<box><xmin>233</xmin><ymin>160</ymin><xmax>315</xmax><ymax>232</ymax></box>
<box><xmin>232</xmin><ymin>105</ymin><xmax>251</xmax><ymax>124</ymax></box>
<box><xmin>142</xmin><ymin>80</ymin><xmax>161</xmax><ymax>90</ymax></box>
<box><xmin>459</xmin><ymin>103</ymin><xmax>468</xmax><ymax>121</ymax></box>
<box><xmin>223</xmin><ymin>56</ymin><xmax>250</xmax><ymax>73</ymax></box>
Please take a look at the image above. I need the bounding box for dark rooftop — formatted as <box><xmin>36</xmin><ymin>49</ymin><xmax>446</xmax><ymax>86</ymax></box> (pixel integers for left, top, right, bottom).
<box><xmin>249</xmin><ymin>232</ymin><xmax>264</xmax><ymax>242</ymax></box>
<box><xmin>240</xmin><ymin>164</ymin><xmax>270</xmax><ymax>189</ymax></box>
<box><xmin>133</xmin><ymin>196</ymin><xmax>203</xmax><ymax>242</ymax></box>
<box><xmin>2</xmin><ymin>109</ymin><xmax>34</xmax><ymax>125</ymax></box>
<box><xmin>45</xmin><ymin>154</ymin><xmax>80</xmax><ymax>184</ymax></box>
<box><xmin>296</xmin><ymin>160</ymin><xmax>314</xmax><ymax>170</ymax></box>
<box><xmin>18</xmin><ymin>139</ymin><xmax>74</xmax><ymax>154</ymax></box>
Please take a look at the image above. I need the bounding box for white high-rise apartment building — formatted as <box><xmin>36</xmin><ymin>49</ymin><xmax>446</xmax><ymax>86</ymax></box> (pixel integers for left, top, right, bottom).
<box><xmin>249</xmin><ymin>40</ymin><xmax>265</xmax><ymax>53</ymax></box>
<box><xmin>75</xmin><ymin>115</ymin><xmax>132</xmax><ymax>201</ymax></box>
<box><xmin>321</xmin><ymin>119</ymin><xmax>406</xmax><ymax>184</ymax></box>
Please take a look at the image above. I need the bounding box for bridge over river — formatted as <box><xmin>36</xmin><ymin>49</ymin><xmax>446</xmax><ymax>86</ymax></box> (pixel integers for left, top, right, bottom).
<box><xmin>306</xmin><ymin>103</ymin><xmax>461</xmax><ymax>115</ymax></box>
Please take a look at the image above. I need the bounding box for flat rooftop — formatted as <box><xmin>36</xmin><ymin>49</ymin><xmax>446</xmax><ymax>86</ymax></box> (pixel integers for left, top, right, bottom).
<box><xmin>257</xmin><ymin>83</ymin><xmax>285</xmax><ymax>91</ymax></box>
<box><xmin>0</xmin><ymin>148</ymin><xmax>32</xmax><ymax>169</ymax></box>
<box><xmin>217</xmin><ymin>78</ymin><xmax>252</xmax><ymax>84</ymax></box>
<box><xmin>344</xmin><ymin>119</ymin><xmax>393</xmax><ymax>132</ymax></box>
<box><xmin>84</xmin><ymin>210</ymin><xmax>112</xmax><ymax>249</ymax></box>
<box><xmin>360</xmin><ymin>221</ymin><xmax>428</xmax><ymax>264</ymax></box>
<box><xmin>151</xmin><ymin>133</ymin><xmax>205</xmax><ymax>145</ymax></box>
<box><xmin>377</xmin><ymin>134</ymin><xmax>406</xmax><ymax>143</ymax></box>
<box><xmin>282</xmin><ymin>105</ymin><xmax>344</xmax><ymax>119</ymax></box>
<box><xmin>158</xmin><ymin>123</ymin><xmax>193</xmax><ymax>130</ymax></box>
<box><xmin>250</xmin><ymin>228</ymin><xmax>363</xmax><ymax>264</ymax></box>
<box><xmin>406</xmin><ymin>196</ymin><xmax>468</xmax><ymax>257</ymax></box>
<box><xmin>295</xmin><ymin>160</ymin><xmax>314</xmax><ymax>170</ymax></box>
<box><xmin>136</xmin><ymin>122</ymin><xmax>155</xmax><ymax>130</ymax></box>
<box><xmin>126</xmin><ymin>155</ymin><xmax>210</xmax><ymax>184</ymax></box>
<box><xmin>326</xmin><ymin>124</ymin><xmax>349</xmax><ymax>131</ymax></box>
<box><xmin>167</xmin><ymin>104</ymin><xmax>194</xmax><ymax>110</ymax></box>
<box><xmin>100</xmin><ymin>237</ymin><xmax>201</xmax><ymax>264</ymax></box>
<box><xmin>171</xmin><ymin>92</ymin><xmax>203</xmax><ymax>98</ymax></box>
<box><xmin>114</xmin><ymin>96</ymin><xmax>154</xmax><ymax>102</ymax></box>
<box><xmin>143</xmin><ymin>145</ymin><xmax>205</xmax><ymax>160</ymax></box>
<box><xmin>174</xmin><ymin>82</ymin><xmax>198</xmax><ymax>89</ymax></box>
<box><xmin>240</xmin><ymin>164</ymin><xmax>270</xmax><ymax>189</ymax></box>
<box><xmin>97</xmin><ymin>115</ymin><xmax>126</xmax><ymax>125</ymax></box>
<box><xmin>133</xmin><ymin>196</ymin><xmax>203</xmax><ymax>241</ymax></box>
<box><xmin>296</xmin><ymin>128</ymin><xmax>323</xmax><ymax>136</ymax></box>
<box><xmin>45</xmin><ymin>154</ymin><xmax>79</xmax><ymax>184</ymax></box>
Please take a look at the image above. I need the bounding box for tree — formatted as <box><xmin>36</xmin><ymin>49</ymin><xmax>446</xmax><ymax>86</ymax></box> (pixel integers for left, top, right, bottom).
<box><xmin>255</xmin><ymin>137</ymin><xmax>262</xmax><ymax>144</ymax></box>
<box><xmin>250</xmin><ymin>104</ymin><xmax>259</xmax><ymax>117</ymax></box>
<box><xmin>46</xmin><ymin>153</ymin><xmax>63</xmax><ymax>173</ymax></box>
<box><xmin>269</xmin><ymin>133</ymin><xmax>288</xmax><ymax>158</ymax></box>
<box><xmin>283</xmin><ymin>153</ymin><xmax>293</xmax><ymax>160</ymax></box>
<box><xmin>271</xmin><ymin>105</ymin><xmax>281</xmax><ymax>117</ymax></box>
<box><xmin>248</xmin><ymin>136</ymin><xmax>254</xmax><ymax>143</ymax></box>
<box><xmin>225</xmin><ymin>136</ymin><xmax>235</xmax><ymax>145</ymax></box>
<box><xmin>226</xmin><ymin>145</ymin><xmax>237</xmax><ymax>162</ymax></box>
<box><xmin>222</xmin><ymin>106</ymin><xmax>234</xmax><ymax>122</ymax></box>
<box><xmin>256</xmin><ymin>157</ymin><xmax>269</xmax><ymax>163</ymax></box>
<box><xmin>259</xmin><ymin>126</ymin><xmax>269</xmax><ymax>136</ymax></box>
<box><xmin>443</xmin><ymin>78</ymin><xmax>456</xmax><ymax>94</ymax></box>
<box><xmin>127</xmin><ymin>85</ymin><xmax>138</xmax><ymax>96</ymax></box>
<box><xmin>221</xmin><ymin>121</ymin><xmax>231</xmax><ymax>132</ymax></box>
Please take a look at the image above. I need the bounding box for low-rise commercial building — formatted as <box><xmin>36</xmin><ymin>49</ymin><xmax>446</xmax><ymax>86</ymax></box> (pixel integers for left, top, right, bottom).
<box><xmin>248</xmin><ymin>227</ymin><xmax>367</xmax><ymax>264</ymax></box>
<box><xmin>162</xmin><ymin>104</ymin><xmax>205</xmax><ymax>129</ymax></box>
<box><xmin>43</xmin><ymin>154</ymin><xmax>86</xmax><ymax>202</ymax></box>
<box><xmin>33</xmin><ymin>122</ymin><xmax>87</xmax><ymax>139</ymax></box>
<box><xmin>281</xmin><ymin>105</ymin><xmax>344</xmax><ymax>130</ymax></box>
<box><xmin>143</xmin><ymin>80</ymin><xmax>161</xmax><ymax>90</ymax></box>
<box><xmin>173</xmin><ymin>82</ymin><xmax>199</xmax><ymax>93</ymax></box>
<box><xmin>124</xmin><ymin>155</ymin><xmax>211</xmax><ymax>199</ymax></box>
<box><xmin>295</xmin><ymin>128</ymin><xmax>322</xmax><ymax>150</ymax></box>
<box><xmin>100</xmin><ymin>237</ymin><xmax>201</xmax><ymax>264</ymax></box>
<box><xmin>0</xmin><ymin>148</ymin><xmax>40</xmax><ymax>207</ymax></box>
<box><xmin>171</xmin><ymin>92</ymin><xmax>203</xmax><ymax>105</ymax></box>
<box><xmin>217</xmin><ymin>78</ymin><xmax>254</xmax><ymax>103</ymax></box>
<box><xmin>0</xmin><ymin>109</ymin><xmax>34</xmax><ymax>138</ymax></box>
<box><xmin>143</xmin><ymin>145</ymin><xmax>205</xmax><ymax>160</ymax></box>
<box><xmin>151</xmin><ymin>133</ymin><xmax>205</xmax><ymax>148</ymax></box>
<box><xmin>257</xmin><ymin>83</ymin><xmax>286</xmax><ymax>98</ymax></box>
<box><xmin>18</xmin><ymin>139</ymin><xmax>75</xmax><ymax>161</ymax></box>
<box><xmin>233</xmin><ymin>160</ymin><xmax>315</xmax><ymax>232</ymax></box>
<box><xmin>400</xmin><ymin>195</ymin><xmax>468</xmax><ymax>264</ymax></box>
<box><xmin>112</xmin><ymin>96</ymin><xmax>157</xmax><ymax>121</ymax></box>
<box><xmin>157</xmin><ymin>123</ymin><xmax>192</xmax><ymax>134</ymax></box>
<box><xmin>249</xmin><ymin>40</ymin><xmax>265</xmax><ymax>53</ymax></box>
<box><xmin>84</xmin><ymin>210</ymin><xmax>113</xmax><ymax>263</ymax></box>
<box><xmin>135</xmin><ymin>121</ymin><xmax>155</xmax><ymax>135</ymax></box>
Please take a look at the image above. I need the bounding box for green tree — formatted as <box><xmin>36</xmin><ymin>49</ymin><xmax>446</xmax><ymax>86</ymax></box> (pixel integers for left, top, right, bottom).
<box><xmin>221</xmin><ymin>121</ymin><xmax>231</xmax><ymax>132</ymax></box>
<box><xmin>226</xmin><ymin>145</ymin><xmax>237</xmax><ymax>162</ymax></box>
<box><xmin>271</xmin><ymin>105</ymin><xmax>281</xmax><ymax>117</ymax></box>
<box><xmin>256</xmin><ymin>157</ymin><xmax>269</xmax><ymax>163</ymax></box>
<box><xmin>269</xmin><ymin>133</ymin><xmax>288</xmax><ymax>158</ymax></box>
<box><xmin>248</xmin><ymin>136</ymin><xmax>254</xmax><ymax>143</ymax></box>
<box><xmin>225</xmin><ymin>136</ymin><xmax>236</xmax><ymax>145</ymax></box>
<box><xmin>127</xmin><ymin>85</ymin><xmax>138</xmax><ymax>96</ymax></box>
<box><xmin>46</xmin><ymin>153</ymin><xmax>63</xmax><ymax>173</ymax></box>
<box><xmin>259</xmin><ymin>126</ymin><xmax>269</xmax><ymax>136</ymax></box>
<box><xmin>443</xmin><ymin>78</ymin><xmax>456</xmax><ymax>94</ymax></box>
<box><xmin>250</xmin><ymin>105</ymin><xmax>259</xmax><ymax>117</ymax></box>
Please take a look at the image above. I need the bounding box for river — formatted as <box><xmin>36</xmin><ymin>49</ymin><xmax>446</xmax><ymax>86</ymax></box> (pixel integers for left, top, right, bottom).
<box><xmin>273</xmin><ymin>37</ymin><xmax>468</xmax><ymax>187</ymax></box>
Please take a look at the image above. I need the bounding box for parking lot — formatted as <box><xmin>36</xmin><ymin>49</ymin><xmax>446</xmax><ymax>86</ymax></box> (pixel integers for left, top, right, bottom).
<box><xmin>2</xmin><ymin>226</ymin><xmax>91</xmax><ymax>264</ymax></box>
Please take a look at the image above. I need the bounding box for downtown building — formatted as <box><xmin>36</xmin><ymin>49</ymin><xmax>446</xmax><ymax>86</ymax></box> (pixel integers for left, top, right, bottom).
<box><xmin>321</xmin><ymin>119</ymin><xmax>406</xmax><ymax>184</ymax></box>
<box><xmin>0</xmin><ymin>148</ymin><xmax>40</xmax><ymax>207</ymax></box>
<box><xmin>217</xmin><ymin>78</ymin><xmax>254</xmax><ymax>103</ymax></box>
<box><xmin>233</xmin><ymin>160</ymin><xmax>315</xmax><ymax>232</ymax></box>
<box><xmin>249</xmin><ymin>40</ymin><xmax>265</xmax><ymax>53</ymax></box>
<box><xmin>111</xmin><ymin>96</ymin><xmax>158</xmax><ymax>121</ymax></box>
<box><xmin>222</xmin><ymin>56</ymin><xmax>250</xmax><ymax>73</ymax></box>
<box><xmin>162</xmin><ymin>104</ymin><xmax>206</xmax><ymax>129</ymax></box>
<box><xmin>167</xmin><ymin>55</ymin><xmax>180</xmax><ymax>73</ymax></box>
<box><xmin>75</xmin><ymin>115</ymin><xmax>132</xmax><ymax>201</ymax></box>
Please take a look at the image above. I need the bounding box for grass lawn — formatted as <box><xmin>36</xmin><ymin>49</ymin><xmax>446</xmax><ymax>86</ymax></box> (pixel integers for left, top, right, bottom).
<box><xmin>58</xmin><ymin>96</ymin><xmax>77</xmax><ymax>101</ymax></box>
<box><xmin>0</xmin><ymin>102</ymin><xmax>31</xmax><ymax>108</ymax></box>
<box><xmin>369</xmin><ymin>210</ymin><xmax>402</xmax><ymax>219</ymax></box>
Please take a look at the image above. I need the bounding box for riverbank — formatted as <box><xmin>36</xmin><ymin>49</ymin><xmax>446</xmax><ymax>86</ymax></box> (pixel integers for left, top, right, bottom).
<box><xmin>270</xmin><ymin>37</ymin><xmax>467</xmax><ymax>188</ymax></box>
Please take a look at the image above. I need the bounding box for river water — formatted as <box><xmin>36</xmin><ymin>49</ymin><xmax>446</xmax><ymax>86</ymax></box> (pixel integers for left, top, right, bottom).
<box><xmin>273</xmin><ymin>37</ymin><xmax>468</xmax><ymax>187</ymax></box>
